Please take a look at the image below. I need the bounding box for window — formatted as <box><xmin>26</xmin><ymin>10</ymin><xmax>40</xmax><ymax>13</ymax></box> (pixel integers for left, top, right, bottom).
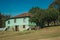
<box><xmin>23</xmin><ymin>25</ymin><xmax>25</xmax><ymax>28</ymax></box>
<box><xmin>14</xmin><ymin>19</ymin><xmax>16</xmax><ymax>23</ymax></box>
<box><xmin>8</xmin><ymin>21</ymin><xmax>10</xmax><ymax>24</ymax></box>
<box><xmin>23</xmin><ymin>18</ymin><xmax>26</xmax><ymax>22</ymax></box>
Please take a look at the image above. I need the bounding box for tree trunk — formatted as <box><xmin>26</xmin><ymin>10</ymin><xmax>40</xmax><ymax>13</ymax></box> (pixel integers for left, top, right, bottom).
<box><xmin>47</xmin><ymin>22</ymin><xmax>49</xmax><ymax>26</ymax></box>
<box><xmin>54</xmin><ymin>20</ymin><xmax>56</xmax><ymax>26</ymax></box>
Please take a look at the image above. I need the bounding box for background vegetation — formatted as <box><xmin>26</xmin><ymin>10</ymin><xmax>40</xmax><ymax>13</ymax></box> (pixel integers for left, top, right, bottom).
<box><xmin>0</xmin><ymin>13</ymin><xmax>11</xmax><ymax>28</ymax></box>
<box><xmin>29</xmin><ymin>0</ymin><xmax>60</xmax><ymax>28</ymax></box>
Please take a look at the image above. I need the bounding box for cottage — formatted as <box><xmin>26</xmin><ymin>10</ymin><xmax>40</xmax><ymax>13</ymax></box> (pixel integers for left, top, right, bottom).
<box><xmin>5</xmin><ymin>13</ymin><xmax>36</xmax><ymax>31</ymax></box>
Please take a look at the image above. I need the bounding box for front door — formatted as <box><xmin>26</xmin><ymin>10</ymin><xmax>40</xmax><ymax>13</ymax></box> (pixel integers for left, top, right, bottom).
<box><xmin>15</xmin><ymin>25</ymin><xmax>19</xmax><ymax>31</ymax></box>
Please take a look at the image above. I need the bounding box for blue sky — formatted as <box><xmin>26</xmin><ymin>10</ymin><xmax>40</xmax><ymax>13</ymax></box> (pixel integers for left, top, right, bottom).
<box><xmin>0</xmin><ymin>0</ymin><xmax>54</xmax><ymax>16</ymax></box>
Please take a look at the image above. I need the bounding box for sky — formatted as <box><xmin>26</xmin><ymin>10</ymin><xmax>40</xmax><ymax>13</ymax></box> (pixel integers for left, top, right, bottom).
<box><xmin>0</xmin><ymin>0</ymin><xmax>54</xmax><ymax>16</ymax></box>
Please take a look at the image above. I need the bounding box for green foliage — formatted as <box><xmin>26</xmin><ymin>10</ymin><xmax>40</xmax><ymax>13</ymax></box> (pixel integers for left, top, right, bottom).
<box><xmin>49</xmin><ymin>0</ymin><xmax>60</xmax><ymax>12</ymax></box>
<box><xmin>29</xmin><ymin>7</ymin><xmax>59</xmax><ymax>27</ymax></box>
<box><xmin>29</xmin><ymin>7</ymin><xmax>45</xmax><ymax>28</ymax></box>
<box><xmin>49</xmin><ymin>0</ymin><xmax>60</xmax><ymax>24</ymax></box>
<box><xmin>45</xmin><ymin>8</ymin><xmax>59</xmax><ymax>26</ymax></box>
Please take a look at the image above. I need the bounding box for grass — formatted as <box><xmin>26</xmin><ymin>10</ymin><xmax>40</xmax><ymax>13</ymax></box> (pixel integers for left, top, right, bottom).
<box><xmin>0</xmin><ymin>26</ymin><xmax>60</xmax><ymax>40</ymax></box>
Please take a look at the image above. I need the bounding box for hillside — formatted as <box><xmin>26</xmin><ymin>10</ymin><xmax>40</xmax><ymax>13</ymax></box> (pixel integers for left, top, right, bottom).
<box><xmin>0</xmin><ymin>26</ymin><xmax>60</xmax><ymax>40</ymax></box>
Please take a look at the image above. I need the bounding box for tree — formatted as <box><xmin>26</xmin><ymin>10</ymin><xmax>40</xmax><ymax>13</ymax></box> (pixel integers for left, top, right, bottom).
<box><xmin>44</xmin><ymin>7</ymin><xmax>59</xmax><ymax>26</ymax></box>
<box><xmin>0</xmin><ymin>12</ymin><xmax>11</xmax><ymax>28</ymax></box>
<box><xmin>29</xmin><ymin>7</ymin><xmax>45</xmax><ymax>28</ymax></box>
<box><xmin>0</xmin><ymin>13</ymin><xmax>5</xmax><ymax>28</ymax></box>
<box><xmin>49</xmin><ymin>0</ymin><xmax>60</xmax><ymax>12</ymax></box>
<box><xmin>44</xmin><ymin>10</ymin><xmax>52</xmax><ymax>26</ymax></box>
<box><xmin>49</xmin><ymin>0</ymin><xmax>60</xmax><ymax>24</ymax></box>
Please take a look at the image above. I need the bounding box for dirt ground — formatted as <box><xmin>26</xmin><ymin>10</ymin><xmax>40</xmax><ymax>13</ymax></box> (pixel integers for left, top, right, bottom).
<box><xmin>0</xmin><ymin>26</ymin><xmax>60</xmax><ymax>40</ymax></box>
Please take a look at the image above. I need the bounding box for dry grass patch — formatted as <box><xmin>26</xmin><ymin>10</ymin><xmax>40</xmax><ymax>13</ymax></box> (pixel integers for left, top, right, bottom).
<box><xmin>0</xmin><ymin>26</ymin><xmax>60</xmax><ymax>40</ymax></box>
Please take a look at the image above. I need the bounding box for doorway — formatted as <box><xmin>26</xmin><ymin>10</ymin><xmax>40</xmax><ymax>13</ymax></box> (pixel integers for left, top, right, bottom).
<box><xmin>15</xmin><ymin>25</ymin><xmax>19</xmax><ymax>31</ymax></box>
